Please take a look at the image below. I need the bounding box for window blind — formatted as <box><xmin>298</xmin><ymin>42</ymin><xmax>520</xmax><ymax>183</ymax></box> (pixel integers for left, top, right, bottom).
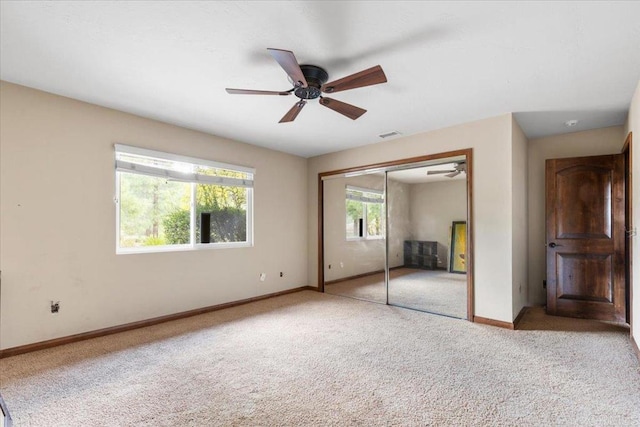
<box><xmin>115</xmin><ymin>144</ymin><xmax>254</xmax><ymax>188</ymax></box>
<box><xmin>345</xmin><ymin>185</ymin><xmax>384</xmax><ymax>204</ymax></box>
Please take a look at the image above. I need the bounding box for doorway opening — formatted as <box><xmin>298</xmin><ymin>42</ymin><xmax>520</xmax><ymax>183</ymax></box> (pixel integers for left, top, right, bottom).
<box><xmin>318</xmin><ymin>149</ymin><xmax>474</xmax><ymax>320</ymax></box>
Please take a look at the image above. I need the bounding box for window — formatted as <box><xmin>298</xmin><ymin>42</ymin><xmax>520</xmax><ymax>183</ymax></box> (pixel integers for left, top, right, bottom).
<box><xmin>115</xmin><ymin>145</ymin><xmax>254</xmax><ymax>253</ymax></box>
<box><xmin>345</xmin><ymin>186</ymin><xmax>384</xmax><ymax>239</ymax></box>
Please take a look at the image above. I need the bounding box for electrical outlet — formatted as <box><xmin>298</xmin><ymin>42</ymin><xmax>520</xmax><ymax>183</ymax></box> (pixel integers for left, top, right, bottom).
<box><xmin>340</xmin><ymin>262</ymin><xmax>344</xmax><ymax>268</ymax></box>
<box><xmin>259</xmin><ymin>273</ymin><xmax>266</xmax><ymax>282</ymax></box>
<box><xmin>328</xmin><ymin>264</ymin><xmax>331</xmax><ymax>269</ymax></box>
<box><xmin>50</xmin><ymin>301</ymin><xmax>60</xmax><ymax>314</ymax></box>
<box><xmin>280</xmin><ymin>272</ymin><xmax>283</xmax><ymax>277</ymax></box>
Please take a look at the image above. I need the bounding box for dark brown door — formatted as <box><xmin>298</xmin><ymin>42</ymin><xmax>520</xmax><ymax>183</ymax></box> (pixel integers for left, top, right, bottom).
<box><xmin>546</xmin><ymin>154</ymin><xmax>626</xmax><ymax>322</ymax></box>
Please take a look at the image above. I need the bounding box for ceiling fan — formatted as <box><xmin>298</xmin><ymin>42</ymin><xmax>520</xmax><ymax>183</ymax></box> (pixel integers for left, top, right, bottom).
<box><xmin>226</xmin><ymin>48</ymin><xmax>387</xmax><ymax>123</ymax></box>
<box><xmin>427</xmin><ymin>162</ymin><xmax>467</xmax><ymax>178</ymax></box>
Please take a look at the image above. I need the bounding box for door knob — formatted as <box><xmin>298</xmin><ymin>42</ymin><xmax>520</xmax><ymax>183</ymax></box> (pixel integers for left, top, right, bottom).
<box><xmin>548</xmin><ymin>242</ymin><xmax>562</xmax><ymax>248</ymax></box>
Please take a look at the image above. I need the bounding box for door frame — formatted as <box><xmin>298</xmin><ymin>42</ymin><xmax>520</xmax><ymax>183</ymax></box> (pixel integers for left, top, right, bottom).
<box><xmin>623</xmin><ymin>132</ymin><xmax>633</xmax><ymax>331</ymax></box>
<box><xmin>317</xmin><ymin>148</ymin><xmax>474</xmax><ymax>320</ymax></box>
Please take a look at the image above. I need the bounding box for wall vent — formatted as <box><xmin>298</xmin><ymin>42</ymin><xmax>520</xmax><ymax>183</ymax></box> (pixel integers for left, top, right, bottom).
<box><xmin>378</xmin><ymin>131</ymin><xmax>402</xmax><ymax>139</ymax></box>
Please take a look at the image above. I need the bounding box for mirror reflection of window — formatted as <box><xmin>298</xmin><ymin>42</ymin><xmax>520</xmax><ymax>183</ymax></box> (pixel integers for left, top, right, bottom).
<box><xmin>345</xmin><ymin>186</ymin><xmax>384</xmax><ymax>240</ymax></box>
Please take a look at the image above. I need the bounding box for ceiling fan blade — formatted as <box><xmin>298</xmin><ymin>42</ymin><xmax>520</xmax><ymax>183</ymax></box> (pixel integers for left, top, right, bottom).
<box><xmin>445</xmin><ymin>171</ymin><xmax>461</xmax><ymax>178</ymax></box>
<box><xmin>322</xmin><ymin>65</ymin><xmax>387</xmax><ymax>93</ymax></box>
<box><xmin>319</xmin><ymin>97</ymin><xmax>367</xmax><ymax>120</ymax></box>
<box><xmin>226</xmin><ymin>88</ymin><xmax>292</xmax><ymax>96</ymax></box>
<box><xmin>427</xmin><ymin>170</ymin><xmax>455</xmax><ymax>175</ymax></box>
<box><xmin>279</xmin><ymin>100</ymin><xmax>306</xmax><ymax>123</ymax></box>
<box><xmin>267</xmin><ymin>48</ymin><xmax>308</xmax><ymax>88</ymax></box>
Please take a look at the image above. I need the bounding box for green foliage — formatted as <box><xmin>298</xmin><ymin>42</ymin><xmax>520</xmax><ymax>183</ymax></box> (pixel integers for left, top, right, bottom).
<box><xmin>163</xmin><ymin>192</ymin><xmax>248</xmax><ymax>244</ymax></box>
<box><xmin>345</xmin><ymin>198</ymin><xmax>383</xmax><ymax>238</ymax></box>
<box><xmin>120</xmin><ymin>170</ymin><xmax>249</xmax><ymax>247</ymax></box>
<box><xmin>346</xmin><ymin>199</ymin><xmax>363</xmax><ymax>219</ymax></box>
<box><xmin>346</xmin><ymin>199</ymin><xmax>363</xmax><ymax>237</ymax></box>
<box><xmin>119</xmin><ymin>173</ymin><xmax>188</xmax><ymax>247</ymax></box>
<box><xmin>196</xmin><ymin>182</ymin><xmax>246</xmax><ymax>210</ymax></box>
<box><xmin>207</xmin><ymin>207</ymin><xmax>247</xmax><ymax>242</ymax></box>
<box><xmin>143</xmin><ymin>236</ymin><xmax>167</xmax><ymax>246</ymax></box>
<box><xmin>196</xmin><ymin>183</ymin><xmax>247</xmax><ymax>243</ymax></box>
<box><xmin>163</xmin><ymin>209</ymin><xmax>191</xmax><ymax>244</ymax></box>
<box><xmin>120</xmin><ymin>237</ymin><xmax>138</xmax><ymax>248</ymax></box>
<box><xmin>366</xmin><ymin>203</ymin><xmax>382</xmax><ymax>236</ymax></box>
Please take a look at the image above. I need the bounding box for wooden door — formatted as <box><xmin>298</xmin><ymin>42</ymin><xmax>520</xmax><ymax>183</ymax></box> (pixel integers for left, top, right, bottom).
<box><xmin>546</xmin><ymin>154</ymin><xmax>626</xmax><ymax>322</ymax></box>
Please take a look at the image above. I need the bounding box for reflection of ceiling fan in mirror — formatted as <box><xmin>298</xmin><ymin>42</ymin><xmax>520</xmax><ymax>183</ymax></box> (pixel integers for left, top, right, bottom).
<box><xmin>226</xmin><ymin>48</ymin><xmax>387</xmax><ymax>123</ymax></box>
<box><xmin>427</xmin><ymin>161</ymin><xmax>467</xmax><ymax>178</ymax></box>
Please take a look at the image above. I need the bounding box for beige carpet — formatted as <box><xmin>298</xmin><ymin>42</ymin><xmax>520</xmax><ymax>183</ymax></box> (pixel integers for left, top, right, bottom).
<box><xmin>1</xmin><ymin>291</ymin><xmax>639</xmax><ymax>426</ymax></box>
<box><xmin>326</xmin><ymin>268</ymin><xmax>467</xmax><ymax>318</ymax></box>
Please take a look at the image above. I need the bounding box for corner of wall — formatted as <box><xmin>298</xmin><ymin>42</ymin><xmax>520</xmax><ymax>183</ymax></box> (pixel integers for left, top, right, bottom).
<box><xmin>511</xmin><ymin>115</ymin><xmax>529</xmax><ymax>319</ymax></box>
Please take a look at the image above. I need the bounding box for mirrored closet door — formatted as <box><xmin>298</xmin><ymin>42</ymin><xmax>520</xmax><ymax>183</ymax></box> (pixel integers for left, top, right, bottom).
<box><xmin>386</xmin><ymin>163</ymin><xmax>468</xmax><ymax>318</ymax></box>
<box><xmin>321</xmin><ymin>151</ymin><xmax>471</xmax><ymax>319</ymax></box>
<box><xmin>322</xmin><ymin>172</ymin><xmax>387</xmax><ymax>304</ymax></box>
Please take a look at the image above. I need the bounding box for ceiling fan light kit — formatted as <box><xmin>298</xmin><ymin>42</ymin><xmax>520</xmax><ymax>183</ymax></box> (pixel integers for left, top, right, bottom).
<box><xmin>226</xmin><ymin>48</ymin><xmax>387</xmax><ymax>123</ymax></box>
<box><xmin>292</xmin><ymin>65</ymin><xmax>328</xmax><ymax>100</ymax></box>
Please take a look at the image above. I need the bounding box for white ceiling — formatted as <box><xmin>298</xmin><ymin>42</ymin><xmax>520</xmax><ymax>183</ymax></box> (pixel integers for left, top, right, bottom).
<box><xmin>2</xmin><ymin>1</ymin><xmax>639</xmax><ymax>158</ymax></box>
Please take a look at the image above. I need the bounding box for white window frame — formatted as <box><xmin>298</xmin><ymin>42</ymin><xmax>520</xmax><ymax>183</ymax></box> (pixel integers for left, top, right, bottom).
<box><xmin>345</xmin><ymin>185</ymin><xmax>384</xmax><ymax>241</ymax></box>
<box><xmin>115</xmin><ymin>144</ymin><xmax>254</xmax><ymax>254</ymax></box>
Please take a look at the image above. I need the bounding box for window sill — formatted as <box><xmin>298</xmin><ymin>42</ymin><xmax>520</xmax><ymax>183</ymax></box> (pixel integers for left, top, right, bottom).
<box><xmin>346</xmin><ymin>236</ymin><xmax>385</xmax><ymax>242</ymax></box>
<box><xmin>116</xmin><ymin>242</ymin><xmax>253</xmax><ymax>255</ymax></box>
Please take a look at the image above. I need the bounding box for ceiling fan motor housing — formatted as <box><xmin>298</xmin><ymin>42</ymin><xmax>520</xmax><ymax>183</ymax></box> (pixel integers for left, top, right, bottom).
<box><xmin>294</xmin><ymin>65</ymin><xmax>329</xmax><ymax>99</ymax></box>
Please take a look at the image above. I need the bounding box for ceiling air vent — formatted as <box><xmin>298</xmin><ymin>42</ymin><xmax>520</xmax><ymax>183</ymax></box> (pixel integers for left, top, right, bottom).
<box><xmin>379</xmin><ymin>131</ymin><xmax>402</xmax><ymax>139</ymax></box>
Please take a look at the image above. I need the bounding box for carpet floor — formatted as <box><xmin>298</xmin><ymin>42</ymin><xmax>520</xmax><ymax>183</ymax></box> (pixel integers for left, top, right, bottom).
<box><xmin>1</xmin><ymin>291</ymin><xmax>639</xmax><ymax>426</ymax></box>
<box><xmin>325</xmin><ymin>268</ymin><xmax>467</xmax><ymax>318</ymax></box>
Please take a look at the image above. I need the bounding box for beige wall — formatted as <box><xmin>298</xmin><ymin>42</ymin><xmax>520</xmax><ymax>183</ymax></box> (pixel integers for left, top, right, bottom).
<box><xmin>308</xmin><ymin>114</ymin><xmax>519</xmax><ymax>323</ymax></box>
<box><xmin>526</xmin><ymin>126</ymin><xmax>626</xmax><ymax>306</ymax></box>
<box><xmin>0</xmin><ymin>82</ymin><xmax>309</xmax><ymax>349</ymax></box>
<box><xmin>387</xmin><ymin>178</ymin><xmax>412</xmax><ymax>270</ymax></box>
<box><xmin>625</xmin><ymin>79</ymin><xmax>640</xmax><ymax>343</ymax></box>
<box><xmin>323</xmin><ymin>175</ymin><xmax>384</xmax><ymax>282</ymax></box>
<box><xmin>511</xmin><ymin>117</ymin><xmax>528</xmax><ymax>318</ymax></box>
<box><xmin>407</xmin><ymin>179</ymin><xmax>467</xmax><ymax>270</ymax></box>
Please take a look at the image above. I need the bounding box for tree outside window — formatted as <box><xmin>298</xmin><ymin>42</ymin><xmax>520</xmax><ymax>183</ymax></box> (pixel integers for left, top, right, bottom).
<box><xmin>116</xmin><ymin>145</ymin><xmax>253</xmax><ymax>253</ymax></box>
<box><xmin>345</xmin><ymin>186</ymin><xmax>384</xmax><ymax>240</ymax></box>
